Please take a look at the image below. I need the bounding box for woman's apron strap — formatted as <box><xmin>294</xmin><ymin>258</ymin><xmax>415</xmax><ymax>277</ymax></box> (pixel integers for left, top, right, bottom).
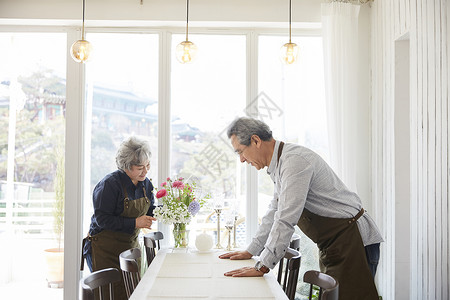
<box><xmin>80</xmin><ymin>236</ymin><xmax>88</xmax><ymax>271</ymax></box>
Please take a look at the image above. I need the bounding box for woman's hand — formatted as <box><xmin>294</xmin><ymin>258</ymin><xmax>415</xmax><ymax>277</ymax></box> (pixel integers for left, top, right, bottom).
<box><xmin>219</xmin><ymin>250</ymin><xmax>253</xmax><ymax>260</ymax></box>
<box><xmin>224</xmin><ymin>266</ymin><xmax>264</xmax><ymax>277</ymax></box>
<box><xmin>135</xmin><ymin>215</ymin><xmax>157</xmax><ymax>229</ymax></box>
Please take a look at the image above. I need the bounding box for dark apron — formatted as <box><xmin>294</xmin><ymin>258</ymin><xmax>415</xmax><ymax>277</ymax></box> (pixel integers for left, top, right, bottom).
<box><xmin>277</xmin><ymin>142</ymin><xmax>379</xmax><ymax>300</ymax></box>
<box><xmin>83</xmin><ymin>185</ymin><xmax>150</xmax><ymax>300</ymax></box>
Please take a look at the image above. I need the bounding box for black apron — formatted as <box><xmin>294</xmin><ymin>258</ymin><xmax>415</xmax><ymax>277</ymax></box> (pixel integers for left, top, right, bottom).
<box><xmin>277</xmin><ymin>142</ymin><xmax>379</xmax><ymax>300</ymax></box>
<box><xmin>82</xmin><ymin>185</ymin><xmax>150</xmax><ymax>300</ymax></box>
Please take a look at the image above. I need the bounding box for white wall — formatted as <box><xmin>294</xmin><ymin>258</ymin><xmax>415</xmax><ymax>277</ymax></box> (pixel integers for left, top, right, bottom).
<box><xmin>371</xmin><ymin>0</ymin><xmax>449</xmax><ymax>299</ymax></box>
<box><xmin>0</xmin><ymin>0</ymin><xmax>321</xmax><ymax>24</ymax></box>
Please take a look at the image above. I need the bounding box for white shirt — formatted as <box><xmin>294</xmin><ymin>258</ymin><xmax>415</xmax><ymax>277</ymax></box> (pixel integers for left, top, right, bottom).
<box><xmin>246</xmin><ymin>141</ymin><xmax>384</xmax><ymax>269</ymax></box>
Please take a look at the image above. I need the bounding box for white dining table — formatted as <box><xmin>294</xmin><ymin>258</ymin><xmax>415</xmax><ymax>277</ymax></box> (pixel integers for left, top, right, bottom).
<box><xmin>129</xmin><ymin>247</ymin><xmax>289</xmax><ymax>300</ymax></box>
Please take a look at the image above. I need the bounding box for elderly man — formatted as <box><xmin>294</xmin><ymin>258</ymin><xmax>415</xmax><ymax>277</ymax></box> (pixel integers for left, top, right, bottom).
<box><xmin>219</xmin><ymin>117</ymin><xmax>382</xmax><ymax>300</ymax></box>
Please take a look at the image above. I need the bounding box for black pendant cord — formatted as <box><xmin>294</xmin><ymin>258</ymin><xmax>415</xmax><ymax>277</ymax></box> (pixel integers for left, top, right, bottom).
<box><xmin>185</xmin><ymin>0</ymin><xmax>189</xmax><ymax>41</ymax></box>
<box><xmin>82</xmin><ymin>0</ymin><xmax>86</xmax><ymax>40</ymax></box>
<box><xmin>289</xmin><ymin>0</ymin><xmax>292</xmax><ymax>43</ymax></box>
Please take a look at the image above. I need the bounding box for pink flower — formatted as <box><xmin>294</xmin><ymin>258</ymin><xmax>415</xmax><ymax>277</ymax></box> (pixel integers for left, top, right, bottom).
<box><xmin>160</xmin><ymin>182</ymin><xmax>167</xmax><ymax>187</ymax></box>
<box><xmin>167</xmin><ymin>177</ymin><xmax>171</xmax><ymax>181</ymax></box>
<box><xmin>178</xmin><ymin>177</ymin><xmax>184</xmax><ymax>181</ymax></box>
<box><xmin>172</xmin><ymin>181</ymin><xmax>185</xmax><ymax>190</ymax></box>
<box><xmin>156</xmin><ymin>189</ymin><xmax>167</xmax><ymax>199</ymax></box>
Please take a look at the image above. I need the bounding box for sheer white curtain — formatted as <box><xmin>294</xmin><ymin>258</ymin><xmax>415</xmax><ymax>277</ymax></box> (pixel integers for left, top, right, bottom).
<box><xmin>321</xmin><ymin>2</ymin><xmax>360</xmax><ymax>192</ymax></box>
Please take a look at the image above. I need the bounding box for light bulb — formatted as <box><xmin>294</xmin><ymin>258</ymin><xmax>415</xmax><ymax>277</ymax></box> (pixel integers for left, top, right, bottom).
<box><xmin>280</xmin><ymin>42</ymin><xmax>299</xmax><ymax>65</ymax></box>
<box><xmin>176</xmin><ymin>41</ymin><xmax>198</xmax><ymax>64</ymax></box>
<box><xmin>70</xmin><ymin>40</ymin><xmax>93</xmax><ymax>63</ymax></box>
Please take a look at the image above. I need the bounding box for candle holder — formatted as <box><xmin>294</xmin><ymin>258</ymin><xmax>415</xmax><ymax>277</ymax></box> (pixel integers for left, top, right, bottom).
<box><xmin>225</xmin><ymin>216</ymin><xmax>234</xmax><ymax>251</ymax></box>
<box><xmin>230</xmin><ymin>200</ymin><xmax>240</xmax><ymax>249</ymax></box>
<box><xmin>214</xmin><ymin>207</ymin><xmax>223</xmax><ymax>249</ymax></box>
<box><xmin>233</xmin><ymin>215</ymin><xmax>238</xmax><ymax>248</ymax></box>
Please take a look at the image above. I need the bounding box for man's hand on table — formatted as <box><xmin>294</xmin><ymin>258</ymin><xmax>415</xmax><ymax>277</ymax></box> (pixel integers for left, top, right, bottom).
<box><xmin>219</xmin><ymin>251</ymin><xmax>265</xmax><ymax>277</ymax></box>
<box><xmin>224</xmin><ymin>266</ymin><xmax>264</xmax><ymax>277</ymax></box>
<box><xmin>218</xmin><ymin>250</ymin><xmax>252</xmax><ymax>260</ymax></box>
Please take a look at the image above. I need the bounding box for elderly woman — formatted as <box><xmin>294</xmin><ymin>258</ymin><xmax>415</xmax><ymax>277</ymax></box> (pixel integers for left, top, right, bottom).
<box><xmin>82</xmin><ymin>136</ymin><xmax>156</xmax><ymax>299</ymax></box>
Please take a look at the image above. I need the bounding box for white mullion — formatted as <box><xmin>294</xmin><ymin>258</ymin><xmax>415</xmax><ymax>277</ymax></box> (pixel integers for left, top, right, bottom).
<box><xmin>158</xmin><ymin>30</ymin><xmax>172</xmax><ymax>246</ymax></box>
<box><xmin>426</xmin><ymin>0</ymin><xmax>437</xmax><ymax>298</ymax></box>
<box><xmin>388</xmin><ymin>0</ymin><xmax>396</xmax><ymax>297</ymax></box>
<box><xmin>409</xmin><ymin>0</ymin><xmax>419</xmax><ymax>298</ymax></box>
<box><xmin>65</xmin><ymin>28</ymin><xmax>85</xmax><ymax>300</ymax></box>
<box><xmin>434</xmin><ymin>1</ymin><xmax>443</xmax><ymax>297</ymax></box>
<box><xmin>245</xmin><ymin>31</ymin><xmax>259</xmax><ymax>245</ymax></box>
<box><xmin>417</xmin><ymin>0</ymin><xmax>425</xmax><ymax>296</ymax></box>
<box><xmin>420</xmin><ymin>0</ymin><xmax>430</xmax><ymax>296</ymax></box>
<box><xmin>442</xmin><ymin>2</ymin><xmax>449</xmax><ymax>298</ymax></box>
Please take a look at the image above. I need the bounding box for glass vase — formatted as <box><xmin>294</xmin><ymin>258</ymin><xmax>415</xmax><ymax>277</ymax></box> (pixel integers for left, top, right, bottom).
<box><xmin>173</xmin><ymin>223</ymin><xmax>189</xmax><ymax>248</ymax></box>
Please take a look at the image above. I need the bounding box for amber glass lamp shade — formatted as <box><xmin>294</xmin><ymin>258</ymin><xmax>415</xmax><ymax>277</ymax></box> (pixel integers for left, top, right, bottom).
<box><xmin>175</xmin><ymin>41</ymin><xmax>198</xmax><ymax>64</ymax></box>
<box><xmin>280</xmin><ymin>42</ymin><xmax>299</xmax><ymax>65</ymax></box>
<box><xmin>70</xmin><ymin>39</ymin><xmax>93</xmax><ymax>63</ymax></box>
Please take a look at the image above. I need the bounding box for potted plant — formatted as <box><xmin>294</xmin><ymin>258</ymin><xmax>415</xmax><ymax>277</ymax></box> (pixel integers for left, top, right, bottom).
<box><xmin>44</xmin><ymin>147</ymin><xmax>64</xmax><ymax>288</ymax></box>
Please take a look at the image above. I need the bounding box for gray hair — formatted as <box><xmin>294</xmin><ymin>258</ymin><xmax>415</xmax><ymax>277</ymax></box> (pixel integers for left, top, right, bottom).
<box><xmin>226</xmin><ymin>117</ymin><xmax>273</xmax><ymax>146</ymax></box>
<box><xmin>115</xmin><ymin>136</ymin><xmax>152</xmax><ymax>171</ymax></box>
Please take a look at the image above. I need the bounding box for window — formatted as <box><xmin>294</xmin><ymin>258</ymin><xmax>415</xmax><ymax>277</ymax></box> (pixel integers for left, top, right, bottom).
<box><xmin>0</xmin><ymin>25</ymin><xmax>328</xmax><ymax>299</ymax></box>
<box><xmin>258</xmin><ymin>35</ymin><xmax>326</xmax><ymax>298</ymax></box>
<box><xmin>82</xmin><ymin>32</ymin><xmax>159</xmax><ymax>240</ymax></box>
<box><xmin>0</xmin><ymin>32</ymin><xmax>66</xmax><ymax>299</ymax></box>
<box><xmin>170</xmin><ymin>33</ymin><xmax>248</xmax><ymax>246</ymax></box>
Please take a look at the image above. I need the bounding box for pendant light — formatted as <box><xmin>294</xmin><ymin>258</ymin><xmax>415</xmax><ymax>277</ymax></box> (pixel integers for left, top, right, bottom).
<box><xmin>70</xmin><ymin>0</ymin><xmax>93</xmax><ymax>63</ymax></box>
<box><xmin>175</xmin><ymin>0</ymin><xmax>198</xmax><ymax>64</ymax></box>
<box><xmin>280</xmin><ymin>0</ymin><xmax>299</xmax><ymax>65</ymax></box>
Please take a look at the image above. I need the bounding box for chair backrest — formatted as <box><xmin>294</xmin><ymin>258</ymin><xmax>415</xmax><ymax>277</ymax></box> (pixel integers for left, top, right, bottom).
<box><xmin>303</xmin><ymin>270</ymin><xmax>339</xmax><ymax>300</ymax></box>
<box><xmin>144</xmin><ymin>231</ymin><xmax>164</xmax><ymax>250</ymax></box>
<box><xmin>119</xmin><ymin>248</ymin><xmax>141</xmax><ymax>299</ymax></box>
<box><xmin>289</xmin><ymin>233</ymin><xmax>301</xmax><ymax>251</ymax></box>
<box><xmin>80</xmin><ymin>267</ymin><xmax>121</xmax><ymax>300</ymax></box>
<box><xmin>277</xmin><ymin>234</ymin><xmax>301</xmax><ymax>284</ymax></box>
<box><xmin>277</xmin><ymin>247</ymin><xmax>301</xmax><ymax>300</ymax></box>
<box><xmin>143</xmin><ymin>236</ymin><xmax>157</xmax><ymax>266</ymax></box>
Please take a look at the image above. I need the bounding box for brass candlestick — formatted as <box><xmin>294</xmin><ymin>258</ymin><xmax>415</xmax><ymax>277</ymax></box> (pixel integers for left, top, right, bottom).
<box><xmin>224</xmin><ymin>213</ymin><xmax>235</xmax><ymax>251</ymax></box>
<box><xmin>225</xmin><ymin>223</ymin><xmax>233</xmax><ymax>251</ymax></box>
<box><xmin>233</xmin><ymin>215</ymin><xmax>238</xmax><ymax>248</ymax></box>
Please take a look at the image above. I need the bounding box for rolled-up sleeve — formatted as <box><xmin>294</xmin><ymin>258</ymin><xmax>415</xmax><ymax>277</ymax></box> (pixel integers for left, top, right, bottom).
<box><xmin>247</xmin><ymin>196</ymin><xmax>279</xmax><ymax>256</ymax></box>
<box><xmin>259</xmin><ymin>155</ymin><xmax>314</xmax><ymax>268</ymax></box>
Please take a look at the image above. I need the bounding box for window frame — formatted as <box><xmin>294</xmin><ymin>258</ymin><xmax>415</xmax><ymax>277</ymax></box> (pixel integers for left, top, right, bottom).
<box><xmin>0</xmin><ymin>23</ymin><xmax>322</xmax><ymax>299</ymax></box>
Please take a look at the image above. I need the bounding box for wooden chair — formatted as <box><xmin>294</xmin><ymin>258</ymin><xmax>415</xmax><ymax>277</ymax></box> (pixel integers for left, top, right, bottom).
<box><xmin>277</xmin><ymin>234</ymin><xmax>301</xmax><ymax>284</ymax></box>
<box><xmin>119</xmin><ymin>248</ymin><xmax>141</xmax><ymax>299</ymax></box>
<box><xmin>80</xmin><ymin>267</ymin><xmax>121</xmax><ymax>300</ymax></box>
<box><xmin>143</xmin><ymin>235</ymin><xmax>157</xmax><ymax>266</ymax></box>
<box><xmin>278</xmin><ymin>247</ymin><xmax>302</xmax><ymax>300</ymax></box>
<box><xmin>144</xmin><ymin>231</ymin><xmax>164</xmax><ymax>250</ymax></box>
<box><xmin>289</xmin><ymin>233</ymin><xmax>301</xmax><ymax>251</ymax></box>
<box><xmin>303</xmin><ymin>270</ymin><xmax>339</xmax><ymax>300</ymax></box>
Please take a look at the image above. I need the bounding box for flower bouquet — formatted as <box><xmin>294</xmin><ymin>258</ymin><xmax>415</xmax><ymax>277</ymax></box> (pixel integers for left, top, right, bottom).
<box><xmin>153</xmin><ymin>177</ymin><xmax>206</xmax><ymax>247</ymax></box>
